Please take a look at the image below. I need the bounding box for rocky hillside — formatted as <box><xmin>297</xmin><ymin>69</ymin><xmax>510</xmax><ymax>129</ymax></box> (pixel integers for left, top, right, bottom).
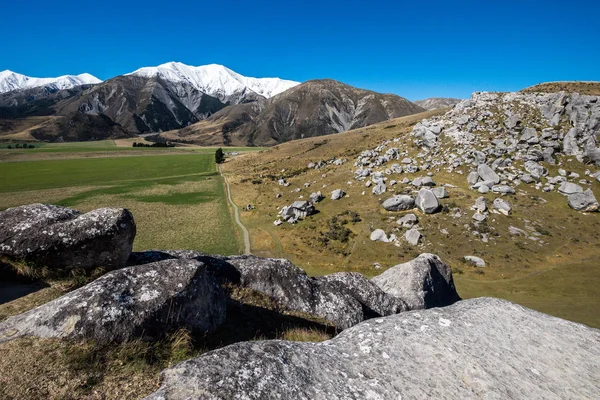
<box><xmin>164</xmin><ymin>79</ymin><xmax>425</xmax><ymax>146</ymax></box>
<box><xmin>414</xmin><ymin>97</ymin><xmax>462</xmax><ymax>110</ymax></box>
<box><xmin>223</xmin><ymin>84</ymin><xmax>600</xmax><ymax>328</ymax></box>
<box><xmin>521</xmin><ymin>81</ymin><xmax>600</xmax><ymax>95</ymax></box>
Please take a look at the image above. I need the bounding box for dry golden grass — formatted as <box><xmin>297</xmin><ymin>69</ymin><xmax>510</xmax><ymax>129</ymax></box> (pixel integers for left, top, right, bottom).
<box><xmin>521</xmin><ymin>81</ymin><xmax>600</xmax><ymax>95</ymax></box>
<box><xmin>224</xmin><ymin>110</ymin><xmax>600</xmax><ymax>328</ymax></box>
<box><xmin>280</xmin><ymin>327</ymin><xmax>332</xmax><ymax>342</ymax></box>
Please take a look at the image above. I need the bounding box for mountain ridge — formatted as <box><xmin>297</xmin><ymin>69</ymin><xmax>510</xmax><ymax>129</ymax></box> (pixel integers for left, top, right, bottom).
<box><xmin>0</xmin><ymin>70</ymin><xmax>101</xmax><ymax>94</ymax></box>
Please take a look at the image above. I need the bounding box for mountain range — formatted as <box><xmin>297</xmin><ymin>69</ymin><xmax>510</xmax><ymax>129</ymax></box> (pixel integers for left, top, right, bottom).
<box><xmin>0</xmin><ymin>63</ymin><xmax>430</xmax><ymax>145</ymax></box>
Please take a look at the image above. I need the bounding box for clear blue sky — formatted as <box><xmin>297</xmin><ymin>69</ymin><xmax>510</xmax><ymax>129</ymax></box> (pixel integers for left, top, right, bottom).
<box><xmin>1</xmin><ymin>0</ymin><xmax>598</xmax><ymax>100</ymax></box>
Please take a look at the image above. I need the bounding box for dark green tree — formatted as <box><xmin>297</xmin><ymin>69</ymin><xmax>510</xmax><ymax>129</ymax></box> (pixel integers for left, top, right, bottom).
<box><xmin>215</xmin><ymin>147</ymin><xmax>225</xmax><ymax>164</ymax></box>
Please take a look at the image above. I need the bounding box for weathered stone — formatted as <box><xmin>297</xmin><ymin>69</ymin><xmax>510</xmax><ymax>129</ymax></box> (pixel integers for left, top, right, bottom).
<box><xmin>370</xmin><ymin>229</ymin><xmax>389</xmax><ymax>242</ymax></box>
<box><xmin>477</xmin><ymin>164</ymin><xmax>500</xmax><ymax>184</ymax></box>
<box><xmin>382</xmin><ymin>195</ymin><xmax>415</xmax><ymax>211</ymax></box>
<box><xmin>432</xmin><ymin>186</ymin><xmax>449</xmax><ymax>199</ymax></box>
<box><xmin>371</xmin><ymin>253</ymin><xmax>460</xmax><ymax>310</ymax></box>
<box><xmin>309</xmin><ymin>191</ymin><xmax>324</xmax><ymax>203</ymax></box>
<box><xmin>558</xmin><ymin>182</ymin><xmax>584</xmax><ymax>195</ymax></box>
<box><xmin>415</xmin><ymin>188</ymin><xmax>441</xmax><ymax>214</ymax></box>
<box><xmin>396</xmin><ymin>213</ymin><xmax>418</xmax><ymax>228</ymax></box>
<box><xmin>331</xmin><ymin>189</ymin><xmax>345</xmax><ymax>200</ymax></box>
<box><xmin>568</xmin><ymin>190</ymin><xmax>599</xmax><ymax>212</ymax></box>
<box><xmin>0</xmin><ymin>259</ymin><xmax>226</xmax><ymax>343</ymax></box>
<box><xmin>405</xmin><ymin>229</ymin><xmax>422</xmax><ymax>245</ymax></box>
<box><xmin>467</xmin><ymin>171</ymin><xmax>480</xmax><ymax>185</ymax></box>
<box><xmin>474</xmin><ymin>196</ymin><xmax>487</xmax><ymax>212</ymax></box>
<box><xmin>372</xmin><ymin>181</ymin><xmax>386</xmax><ymax>195</ymax></box>
<box><xmin>493</xmin><ymin>198</ymin><xmax>512</xmax><ymax>215</ymax></box>
<box><xmin>492</xmin><ymin>185</ymin><xmax>516</xmax><ymax>194</ymax></box>
<box><xmin>0</xmin><ymin>204</ymin><xmax>135</xmax><ymax>272</ymax></box>
<box><xmin>524</xmin><ymin>161</ymin><xmax>548</xmax><ymax>177</ymax></box>
<box><xmin>146</xmin><ymin>298</ymin><xmax>600</xmax><ymax>400</ymax></box>
<box><xmin>472</xmin><ymin>212</ymin><xmax>487</xmax><ymax>222</ymax></box>
<box><xmin>463</xmin><ymin>256</ymin><xmax>486</xmax><ymax>267</ymax></box>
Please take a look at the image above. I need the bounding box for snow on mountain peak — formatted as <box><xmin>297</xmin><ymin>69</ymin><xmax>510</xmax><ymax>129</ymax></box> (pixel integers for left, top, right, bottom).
<box><xmin>127</xmin><ymin>62</ymin><xmax>299</xmax><ymax>100</ymax></box>
<box><xmin>0</xmin><ymin>70</ymin><xmax>102</xmax><ymax>94</ymax></box>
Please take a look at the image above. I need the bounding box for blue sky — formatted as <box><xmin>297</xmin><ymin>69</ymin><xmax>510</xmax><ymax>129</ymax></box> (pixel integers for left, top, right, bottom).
<box><xmin>1</xmin><ymin>0</ymin><xmax>598</xmax><ymax>100</ymax></box>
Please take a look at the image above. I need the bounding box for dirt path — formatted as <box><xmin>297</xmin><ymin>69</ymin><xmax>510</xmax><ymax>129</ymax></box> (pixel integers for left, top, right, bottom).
<box><xmin>219</xmin><ymin>164</ymin><xmax>251</xmax><ymax>254</ymax></box>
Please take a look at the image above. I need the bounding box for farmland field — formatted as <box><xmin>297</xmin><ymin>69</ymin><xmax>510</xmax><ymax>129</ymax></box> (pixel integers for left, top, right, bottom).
<box><xmin>0</xmin><ymin>149</ymin><xmax>244</xmax><ymax>255</ymax></box>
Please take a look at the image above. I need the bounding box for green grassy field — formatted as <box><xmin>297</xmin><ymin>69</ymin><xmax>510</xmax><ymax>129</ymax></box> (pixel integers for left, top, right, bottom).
<box><xmin>0</xmin><ymin>152</ymin><xmax>242</xmax><ymax>255</ymax></box>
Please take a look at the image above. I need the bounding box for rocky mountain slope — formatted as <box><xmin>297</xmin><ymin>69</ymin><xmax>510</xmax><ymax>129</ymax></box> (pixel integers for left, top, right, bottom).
<box><xmin>0</xmin><ymin>70</ymin><xmax>101</xmax><ymax>94</ymax></box>
<box><xmin>164</xmin><ymin>79</ymin><xmax>425</xmax><ymax>146</ymax></box>
<box><xmin>414</xmin><ymin>97</ymin><xmax>462</xmax><ymax>110</ymax></box>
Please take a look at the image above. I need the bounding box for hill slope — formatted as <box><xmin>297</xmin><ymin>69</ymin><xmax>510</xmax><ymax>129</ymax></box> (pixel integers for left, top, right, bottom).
<box><xmin>223</xmin><ymin>84</ymin><xmax>600</xmax><ymax>327</ymax></box>
<box><xmin>414</xmin><ymin>97</ymin><xmax>462</xmax><ymax>110</ymax></box>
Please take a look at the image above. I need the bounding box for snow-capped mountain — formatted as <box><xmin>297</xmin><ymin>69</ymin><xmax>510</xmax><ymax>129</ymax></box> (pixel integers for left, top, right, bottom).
<box><xmin>0</xmin><ymin>70</ymin><xmax>101</xmax><ymax>94</ymax></box>
<box><xmin>127</xmin><ymin>62</ymin><xmax>299</xmax><ymax>104</ymax></box>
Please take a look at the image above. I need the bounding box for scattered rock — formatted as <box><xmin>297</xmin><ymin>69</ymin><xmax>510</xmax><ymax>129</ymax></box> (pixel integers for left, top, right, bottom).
<box><xmin>371</xmin><ymin>253</ymin><xmax>460</xmax><ymax>309</ymax></box>
<box><xmin>0</xmin><ymin>259</ymin><xmax>226</xmax><ymax>343</ymax></box>
<box><xmin>493</xmin><ymin>198</ymin><xmax>512</xmax><ymax>215</ymax></box>
<box><xmin>405</xmin><ymin>229</ymin><xmax>422</xmax><ymax>245</ymax></box>
<box><xmin>568</xmin><ymin>190</ymin><xmax>599</xmax><ymax>212</ymax></box>
<box><xmin>331</xmin><ymin>189</ymin><xmax>346</xmax><ymax>200</ymax></box>
<box><xmin>396</xmin><ymin>213</ymin><xmax>418</xmax><ymax>228</ymax></box>
<box><xmin>309</xmin><ymin>191</ymin><xmax>324</xmax><ymax>203</ymax></box>
<box><xmin>370</xmin><ymin>229</ymin><xmax>389</xmax><ymax>242</ymax></box>
<box><xmin>432</xmin><ymin>186</ymin><xmax>449</xmax><ymax>199</ymax></box>
<box><xmin>558</xmin><ymin>182</ymin><xmax>584</xmax><ymax>195</ymax></box>
<box><xmin>415</xmin><ymin>188</ymin><xmax>441</xmax><ymax>214</ymax></box>
<box><xmin>0</xmin><ymin>204</ymin><xmax>135</xmax><ymax>272</ymax></box>
<box><xmin>477</xmin><ymin>164</ymin><xmax>500</xmax><ymax>184</ymax></box>
<box><xmin>382</xmin><ymin>195</ymin><xmax>415</xmax><ymax>211</ymax></box>
<box><xmin>463</xmin><ymin>256</ymin><xmax>486</xmax><ymax>267</ymax></box>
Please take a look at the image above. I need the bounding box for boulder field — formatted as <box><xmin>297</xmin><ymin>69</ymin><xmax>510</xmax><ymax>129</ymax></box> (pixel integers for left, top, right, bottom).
<box><xmin>2</xmin><ymin>203</ymin><xmax>599</xmax><ymax>399</ymax></box>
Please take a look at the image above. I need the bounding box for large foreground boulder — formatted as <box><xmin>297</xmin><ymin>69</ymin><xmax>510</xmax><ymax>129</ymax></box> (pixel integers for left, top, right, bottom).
<box><xmin>568</xmin><ymin>189</ymin><xmax>599</xmax><ymax>212</ymax></box>
<box><xmin>371</xmin><ymin>253</ymin><xmax>460</xmax><ymax>309</ymax></box>
<box><xmin>146</xmin><ymin>298</ymin><xmax>600</xmax><ymax>400</ymax></box>
<box><xmin>415</xmin><ymin>188</ymin><xmax>441</xmax><ymax>214</ymax></box>
<box><xmin>0</xmin><ymin>204</ymin><xmax>135</xmax><ymax>271</ymax></box>
<box><xmin>382</xmin><ymin>195</ymin><xmax>415</xmax><ymax>211</ymax></box>
<box><xmin>0</xmin><ymin>259</ymin><xmax>226</xmax><ymax>343</ymax></box>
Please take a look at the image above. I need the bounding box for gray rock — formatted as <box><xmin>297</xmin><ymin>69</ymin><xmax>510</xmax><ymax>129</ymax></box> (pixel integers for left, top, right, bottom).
<box><xmin>0</xmin><ymin>259</ymin><xmax>226</xmax><ymax>343</ymax></box>
<box><xmin>520</xmin><ymin>174</ymin><xmax>536</xmax><ymax>184</ymax></box>
<box><xmin>309</xmin><ymin>191</ymin><xmax>324</xmax><ymax>203</ymax></box>
<box><xmin>472</xmin><ymin>212</ymin><xmax>487</xmax><ymax>222</ymax></box>
<box><xmin>371</xmin><ymin>253</ymin><xmax>460</xmax><ymax>310</ymax></box>
<box><xmin>492</xmin><ymin>185</ymin><xmax>516</xmax><ymax>194</ymax></box>
<box><xmin>316</xmin><ymin>273</ymin><xmax>407</xmax><ymax>318</ymax></box>
<box><xmin>0</xmin><ymin>204</ymin><xmax>135</xmax><ymax>272</ymax></box>
<box><xmin>568</xmin><ymin>190</ymin><xmax>599</xmax><ymax>212</ymax></box>
<box><xmin>396</xmin><ymin>213</ymin><xmax>418</xmax><ymax>228</ymax></box>
<box><xmin>421</xmin><ymin>176</ymin><xmax>436</xmax><ymax>186</ymax></box>
<box><xmin>478</xmin><ymin>185</ymin><xmax>490</xmax><ymax>194</ymax></box>
<box><xmin>405</xmin><ymin>229</ymin><xmax>422</xmax><ymax>245</ymax></box>
<box><xmin>382</xmin><ymin>195</ymin><xmax>415</xmax><ymax>211</ymax></box>
<box><xmin>505</xmin><ymin>113</ymin><xmax>521</xmax><ymax>129</ymax></box>
<box><xmin>463</xmin><ymin>256</ymin><xmax>486</xmax><ymax>267</ymax></box>
<box><xmin>524</xmin><ymin>161</ymin><xmax>548</xmax><ymax>177</ymax></box>
<box><xmin>144</xmin><ymin>298</ymin><xmax>600</xmax><ymax>400</ymax></box>
<box><xmin>372</xmin><ymin>181</ymin><xmax>387</xmax><ymax>195</ymax></box>
<box><xmin>370</xmin><ymin>229</ymin><xmax>389</xmax><ymax>242</ymax></box>
<box><xmin>474</xmin><ymin>196</ymin><xmax>487</xmax><ymax>212</ymax></box>
<box><xmin>493</xmin><ymin>198</ymin><xmax>512</xmax><ymax>215</ymax></box>
<box><xmin>415</xmin><ymin>188</ymin><xmax>441</xmax><ymax>214</ymax></box>
<box><xmin>467</xmin><ymin>171</ymin><xmax>480</xmax><ymax>185</ymax></box>
<box><xmin>558</xmin><ymin>182</ymin><xmax>584</xmax><ymax>195</ymax></box>
<box><xmin>519</xmin><ymin>127</ymin><xmax>538</xmax><ymax>143</ymax></box>
<box><xmin>432</xmin><ymin>186</ymin><xmax>449</xmax><ymax>199</ymax></box>
<box><xmin>477</xmin><ymin>164</ymin><xmax>500</xmax><ymax>184</ymax></box>
<box><xmin>331</xmin><ymin>189</ymin><xmax>345</xmax><ymax>200</ymax></box>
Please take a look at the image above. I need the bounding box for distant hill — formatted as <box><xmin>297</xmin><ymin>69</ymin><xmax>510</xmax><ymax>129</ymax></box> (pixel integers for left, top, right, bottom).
<box><xmin>414</xmin><ymin>97</ymin><xmax>462</xmax><ymax>110</ymax></box>
<box><xmin>164</xmin><ymin>79</ymin><xmax>425</xmax><ymax>146</ymax></box>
